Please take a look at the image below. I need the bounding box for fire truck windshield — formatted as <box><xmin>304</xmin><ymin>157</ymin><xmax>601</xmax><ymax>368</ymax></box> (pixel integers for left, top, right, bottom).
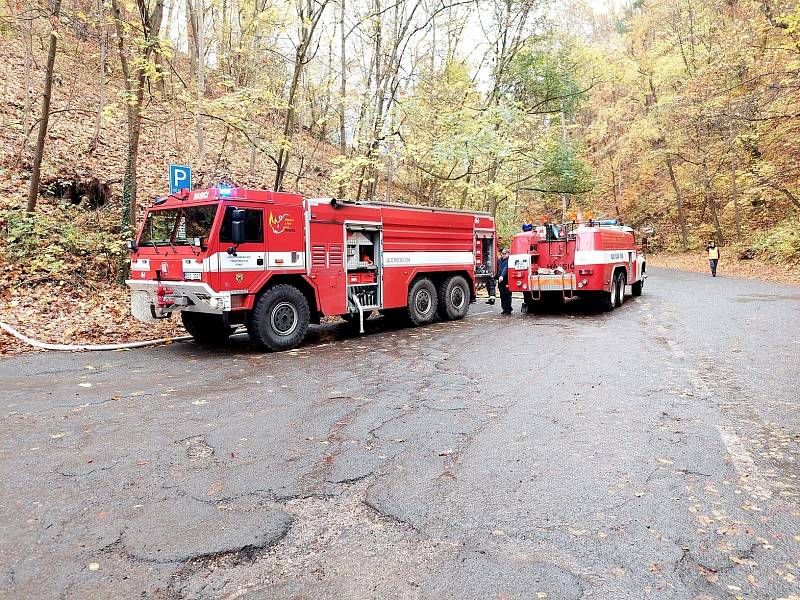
<box><xmin>139</xmin><ymin>205</ymin><xmax>217</xmax><ymax>246</ymax></box>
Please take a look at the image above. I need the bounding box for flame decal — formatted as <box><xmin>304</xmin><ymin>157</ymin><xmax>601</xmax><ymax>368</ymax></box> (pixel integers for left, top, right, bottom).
<box><xmin>269</xmin><ymin>212</ymin><xmax>288</xmax><ymax>234</ymax></box>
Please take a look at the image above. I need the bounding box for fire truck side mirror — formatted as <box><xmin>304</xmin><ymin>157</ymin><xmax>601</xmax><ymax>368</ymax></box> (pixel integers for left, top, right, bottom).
<box><xmin>231</xmin><ymin>209</ymin><xmax>246</xmax><ymax>245</ymax></box>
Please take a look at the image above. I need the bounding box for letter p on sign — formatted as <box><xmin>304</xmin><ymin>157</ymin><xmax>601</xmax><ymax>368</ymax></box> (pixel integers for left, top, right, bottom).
<box><xmin>169</xmin><ymin>164</ymin><xmax>192</xmax><ymax>194</ymax></box>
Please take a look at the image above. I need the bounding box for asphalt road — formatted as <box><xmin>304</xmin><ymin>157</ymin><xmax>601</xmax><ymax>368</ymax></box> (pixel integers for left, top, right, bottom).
<box><xmin>2</xmin><ymin>267</ymin><xmax>799</xmax><ymax>600</ymax></box>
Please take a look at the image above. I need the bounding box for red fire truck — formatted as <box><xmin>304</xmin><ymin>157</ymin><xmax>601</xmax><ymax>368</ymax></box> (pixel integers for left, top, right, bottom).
<box><xmin>126</xmin><ymin>187</ymin><xmax>496</xmax><ymax>350</ymax></box>
<box><xmin>507</xmin><ymin>218</ymin><xmax>646</xmax><ymax>311</ymax></box>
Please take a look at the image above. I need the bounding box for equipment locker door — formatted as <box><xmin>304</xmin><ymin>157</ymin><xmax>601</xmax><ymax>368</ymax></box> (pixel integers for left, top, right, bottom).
<box><xmin>308</xmin><ymin>222</ymin><xmax>347</xmax><ymax>315</ymax></box>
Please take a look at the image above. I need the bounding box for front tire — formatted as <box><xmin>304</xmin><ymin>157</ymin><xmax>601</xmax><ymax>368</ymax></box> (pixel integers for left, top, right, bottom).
<box><xmin>181</xmin><ymin>311</ymin><xmax>234</xmax><ymax>346</ymax></box>
<box><xmin>248</xmin><ymin>285</ymin><xmax>310</xmax><ymax>351</ymax></box>
<box><xmin>407</xmin><ymin>278</ymin><xmax>438</xmax><ymax>326</ymax></box>
<box><xmin>437</xmin><ymin>276</ymin><xmax>470</xmax><ymax>320</ymax></box>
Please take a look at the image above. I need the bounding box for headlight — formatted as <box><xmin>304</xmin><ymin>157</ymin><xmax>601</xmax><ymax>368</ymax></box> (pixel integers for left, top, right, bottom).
<box><xmin>208</xmin><ymin>297</ymin><xmax>222</xmax><ymax>309</ymax></box>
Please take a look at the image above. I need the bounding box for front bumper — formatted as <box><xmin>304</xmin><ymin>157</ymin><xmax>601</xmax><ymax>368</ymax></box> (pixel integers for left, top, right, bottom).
<box><xmin>126</xmin><ymin>280</ymin><xmax>232</xmax><ymax>321</ymax></box>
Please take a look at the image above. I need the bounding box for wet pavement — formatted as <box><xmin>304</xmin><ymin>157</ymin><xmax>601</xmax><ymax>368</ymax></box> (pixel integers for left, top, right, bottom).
<box><xmin>1</xmin><ymin>267</ymin><xmax>799</xmax><ymax>599</ymax></box>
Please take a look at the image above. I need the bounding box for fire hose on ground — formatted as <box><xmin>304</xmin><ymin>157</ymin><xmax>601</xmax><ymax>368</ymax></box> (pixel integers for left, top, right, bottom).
<box><xmin>0</xmin><ymin>321</ymin><xmax>193</xmax><ymax>352</ymax></box>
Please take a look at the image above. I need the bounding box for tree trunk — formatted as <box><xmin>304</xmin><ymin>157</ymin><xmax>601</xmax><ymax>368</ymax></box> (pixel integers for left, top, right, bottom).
<box><xmin>731</xmin><ymin>158</ymin><xmax>741</xmax><ymax>241</ymax></box>
<box><xmin>338</xmin><ymin>0</ymin><xmax>346</xmax><ymax>158</ymax></box>
<box><xmin>112</xmin><ymin>0</ymin><xmax>163</xmax><ymax>240</ymax></box>
<box><xmin>90</xmin><ymin>0</ymin><xmax>106</xmax><ymax>153</ymax></box>
<box><xmin>26</xmin><ymin>0</ymin><xmax>62</xmax><ymax>212</ymax></box>
<box><xmin>195</xmin><ymin>0</ymin><xmax>205</xmax><ymax>164</ymax></box>
<box><xmin>274</xmin><ymin>0</ymin><xmax>328</xmax><ymax>191</ymax></box>
<box><xmin>559</xmin><ymin>102</ymin><xmax>570</xmax><ymax>220</ymax></box>
<box><xmin>274</xmin><ymin>45</ymin><xmax>305</xmax><ymax>191</ymax></box>
<box><xmin>186</xmin><ymin>0</ymin><xmax>197</xmax><ymax>82</ymax></box>
<box><xmin>610</xmin><ymin>161</ymin><xmax>621</xmax><ymax>218</ymax></box>
<box><xmin>21</xmin><ymin>5</ymin><xmax>33</xmax><ymax>152</ymax></box>
<box><xmin>702</xmin><ymin>152</ymin><xmax>725</xmax><ymax>246</ymax></box>
<box><xmin>666</xmin><ymin>156</ymin><xmax>689</xmax><ymax>251</ymax></box>
<box><xmin>728</xmin><ymin>121</ymin><xmax>742</xmax><ymax>241</ymax></box>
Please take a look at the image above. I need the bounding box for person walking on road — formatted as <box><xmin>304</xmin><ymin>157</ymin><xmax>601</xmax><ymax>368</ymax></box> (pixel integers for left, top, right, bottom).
<box><xmin>497</xmin><ymin>248</ymin><xmax>512</xmax><ymax>315</ymax></box>
<box><xmin>706</xmin><ymin>241</ymin><xmax>720</xmax><ymax>277</ymax></box>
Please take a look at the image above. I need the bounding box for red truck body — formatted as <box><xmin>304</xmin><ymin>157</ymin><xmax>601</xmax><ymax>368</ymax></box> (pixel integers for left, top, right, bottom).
<box><xmin>127</xmin><ymin>187</ymin><xmax>496</xmax><ymax>349</ymax></box>
<box><xmin>507</xmin><ymin>220</ymin><xmax>646</xmax><ymax>311</ymax></box>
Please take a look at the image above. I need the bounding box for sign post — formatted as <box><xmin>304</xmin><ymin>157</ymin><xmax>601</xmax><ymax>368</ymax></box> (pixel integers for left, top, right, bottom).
<box><xmin>169</xmin><ymin>164</ymin><xmax>192</xmax><ymax>194</ymax></box>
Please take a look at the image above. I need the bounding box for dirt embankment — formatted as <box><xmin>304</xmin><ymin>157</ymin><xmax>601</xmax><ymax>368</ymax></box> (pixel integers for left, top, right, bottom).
<box><xmin>648</xmin><ymin>253</ymin><xmax>800</xmax><ymax>286</ymax></box>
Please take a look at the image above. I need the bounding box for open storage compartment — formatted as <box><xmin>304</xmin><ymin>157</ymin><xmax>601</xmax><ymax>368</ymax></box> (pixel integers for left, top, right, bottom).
<box><xmin>346</xmin><ymin>225</ymin><xmax>381</xmax><ymax>330</ymax></box>
<box><xmin>475</xmin><ymin>232</ymin><xmax>496</xmax><ymax>278</ymax></box>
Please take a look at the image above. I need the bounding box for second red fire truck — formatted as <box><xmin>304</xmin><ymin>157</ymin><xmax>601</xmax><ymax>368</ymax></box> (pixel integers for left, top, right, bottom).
<box><xmin>126</xmin><ymin>187</ymin><xmax>496</xmax><ymax>350</ymax></box>
<box><xmin>507</xmin><ymin>217</ymin><xmax>646</xmax><ymax>311</ymax></box>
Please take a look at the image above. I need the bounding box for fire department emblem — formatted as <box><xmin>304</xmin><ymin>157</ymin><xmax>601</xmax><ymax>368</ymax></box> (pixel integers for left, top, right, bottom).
<box><xmin>269</xmin><ymin>212</ymin><xmax>293</xmax><ymax>234</ymax></box>
<box><xmin>235</xmin><ymin>273</ymin><xmax>244</xmax><ymax>283</ymax></box>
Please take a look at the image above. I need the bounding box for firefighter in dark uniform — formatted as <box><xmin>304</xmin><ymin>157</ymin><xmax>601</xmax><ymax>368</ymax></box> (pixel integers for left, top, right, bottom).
<box><xmin>497</xmin><ymin>248</ymin><xmax>512</xmax><ymax>315</ymax></box>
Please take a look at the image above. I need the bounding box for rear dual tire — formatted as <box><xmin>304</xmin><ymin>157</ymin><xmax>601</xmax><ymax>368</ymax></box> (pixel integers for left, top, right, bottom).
<box><xmin>437</xmin><ymin>276</ymin><xmax>470</xmax><ymax>321</ymax></box>
<box><xmin>615</xmin><ymin>271</ymin><xmax>626</xmax><ymax>307</ymax></box>
<box><xmin>600</xmin><ymin>271</ymin><xmax>627</xmax><ymax>312</ymax></box>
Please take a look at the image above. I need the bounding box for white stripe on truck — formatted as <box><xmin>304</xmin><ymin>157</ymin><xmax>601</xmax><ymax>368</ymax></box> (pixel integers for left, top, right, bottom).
<box><xmin>574</xmin><ymin>250</ymin><xmax>635</xmax><ymax>265</ymax></box>
<box><xmin>382</xmin><ymin>251</ymin><xmax>475</xmax><ymax>267</ymax></box>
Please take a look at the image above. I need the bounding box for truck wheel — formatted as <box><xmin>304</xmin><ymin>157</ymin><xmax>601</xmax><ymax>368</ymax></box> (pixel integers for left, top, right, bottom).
<box><xmin>437</xmin><ymin>275</ymin><xmax>470</xmax><ymax>320</ymax></box>
<box><xmin>600</xmin><ymin>278</ymin><xmax>616</xmax><ymax>312</ymax></box>
<box><xmin>248</xmin><ymin>285</ymin><xmax>310</xmax><ymax>351</ymax></box>
<box><xmin>614</xmin><ymin>271</ymin><xmax>626</xmax><ymax>307</ymax></box>
<box><xmin>631</xmin><ymin>278</ymin><xmax>644</xmax><ymax>297</ymax></box>
<box><xmin>407</xmin><ymin>278</ymin><xmax>438</xmax><ymax>326</ymax></box>
<box><xmin>181</xmin><ymin>311</ymin><xmax>234</xmax><ymax>346</ymax></box>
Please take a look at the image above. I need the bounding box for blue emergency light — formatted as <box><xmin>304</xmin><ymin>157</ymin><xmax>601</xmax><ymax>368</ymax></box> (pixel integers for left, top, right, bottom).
<box><xmin>217</xmin><ymin>186</ymin><xmax>234</xmax><ymax>198</ymax></box>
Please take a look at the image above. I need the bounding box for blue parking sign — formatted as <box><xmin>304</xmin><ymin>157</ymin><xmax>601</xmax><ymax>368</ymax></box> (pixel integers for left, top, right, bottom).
<box><xmin>169</xmin><ymin>164</ymin><xmax>192</xmax><ymax>194</ymax></box>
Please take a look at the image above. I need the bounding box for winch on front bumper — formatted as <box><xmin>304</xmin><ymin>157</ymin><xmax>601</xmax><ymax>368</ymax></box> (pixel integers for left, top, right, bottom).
<box><xmin>126</xmin><ymin>280</ymin><xmax>232</xmax><ymax>322</ymax></box>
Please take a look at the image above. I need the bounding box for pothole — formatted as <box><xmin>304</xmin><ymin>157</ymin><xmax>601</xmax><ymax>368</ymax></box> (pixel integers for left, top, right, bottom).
<box><xmin>184</xmin><ymin>436</ymin><xmax>215</xmax><ymax>461</ymax></box>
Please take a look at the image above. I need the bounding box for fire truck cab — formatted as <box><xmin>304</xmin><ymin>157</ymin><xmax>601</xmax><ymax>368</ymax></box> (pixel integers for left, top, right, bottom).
<box><xmin>126</xmin><ymin>187</ymin><xmax>496</xmax><ymax>350</ymax></box>
<box><xmin>507</xmin><ymin>219</ymin><xmax>646</xmax><ymax>311</ymax></box>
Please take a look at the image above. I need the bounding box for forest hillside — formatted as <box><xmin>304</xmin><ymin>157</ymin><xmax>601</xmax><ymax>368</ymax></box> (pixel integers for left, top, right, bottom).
<box><xmin>1</xmin><ymin>0</ymin><xmax>799</xmax><ymax>349</ymax></box>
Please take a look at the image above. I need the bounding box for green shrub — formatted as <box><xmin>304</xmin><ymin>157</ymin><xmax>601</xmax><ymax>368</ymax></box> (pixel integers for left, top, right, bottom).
<box><xmin>751</xmin><ymin>218</ymin><xmax>800</xmax><ymax>263</ymax></box>
<box><xmin>1</xmin><ymin>208</ymin><xmax>125</xmax><ymax>280</ymax></box>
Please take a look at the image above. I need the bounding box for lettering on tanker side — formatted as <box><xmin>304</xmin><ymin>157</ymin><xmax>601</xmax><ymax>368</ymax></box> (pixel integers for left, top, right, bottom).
<box><xmin>385</xmin><ymin>256</ymin><xmax>412</xmax><ymax>264</ymax></box>
<box><xmin>382</xmin><ymin>251</ymin><xmax>474</xmax><ymax>267</ymax></box>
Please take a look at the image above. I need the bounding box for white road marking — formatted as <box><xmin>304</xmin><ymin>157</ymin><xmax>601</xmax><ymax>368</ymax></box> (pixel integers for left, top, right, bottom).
<box><xmin>717</xmin><ymin>425</ymin><xmax>772</xmax><ymax>500</ymax></box>
<box><xmin>469</xmin><ymin>309</ymin><xmax>496</xmax><ymax>316</ymax></box>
